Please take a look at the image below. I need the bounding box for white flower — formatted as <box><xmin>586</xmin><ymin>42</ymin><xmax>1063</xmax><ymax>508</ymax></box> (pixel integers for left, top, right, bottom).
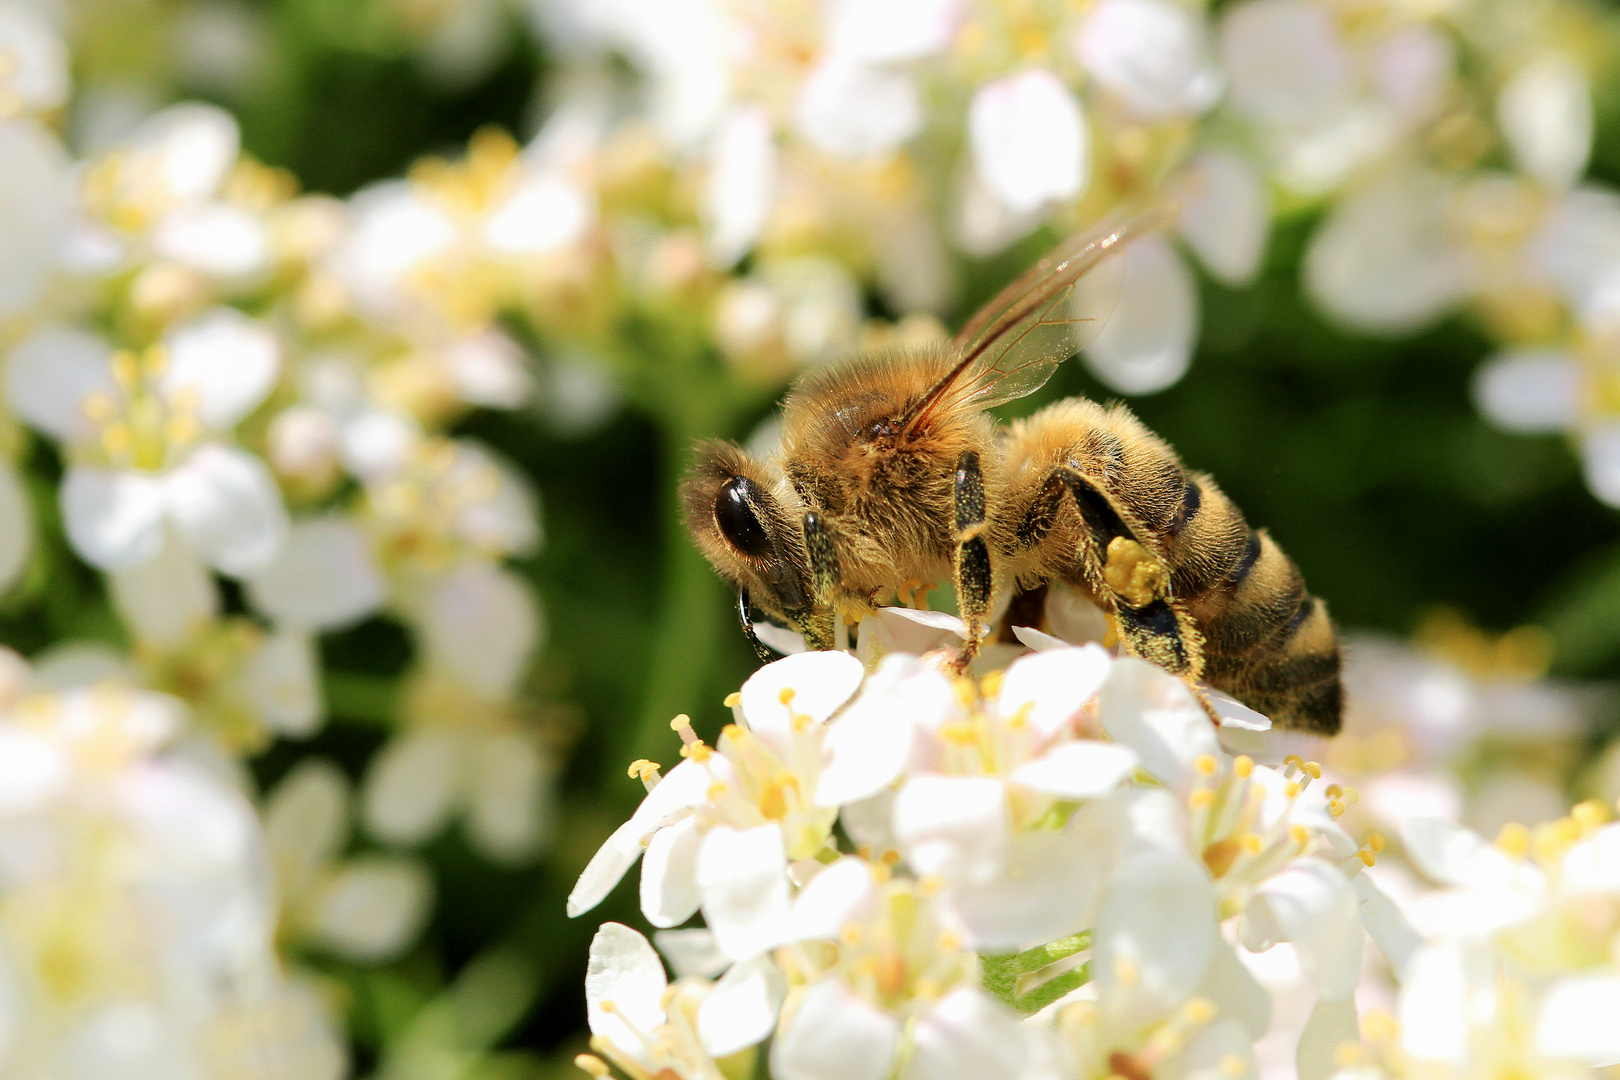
<box><xmin>1498</xmin><ymin>52</ymin><xmax>1592</xmax><ymax>191</ymax></box>
<box><xmin>5</xmin><ymin>310</ymin><xmax>286</xmax><ymax>573</ymax></box>
<box><xmin>264</xmin><ymin>758</ymin><xmax>433</xmax><ymax>961</ymax></box>
<box><xmin>246</xmin><ymin>515</ymin><xmax>386</xmax><ymax>632</ymax></box>
<box><xmin>706</xmin><ymin>107</ymin><xmax>776</xmax><ymax>267</ymax></box>
<box><xmin>1082</xmin><ymin>233</ymin><xmax>1199</xmax><ymax>395</ymax></box>
<box><xmin>0</xmin><ymin>118</ymin><xmax>70</xmax><ymax>319</ymax></box>
<box><xmin>1175</xmin><ymin>147</ymin><xmax>1271</xmax><ymax>287</ymax></box>
<box><xmin>1074</xmin><ymin>0</ymin><xmax>1222</xmax><ymax>120</ymax></box>
<box><xmin>968</xmin><ymin>70</ymin><xmax>1088</xmax><ymax>218</ymax></box>
<box><xmin>0</xmin><ymin>4</ymin><xmax>67</xmax><ymax>114</ymax></box>
<box><xmin>1219</xmin><ymin>0</ymin><xmax>1352</xmax><ymax>129</ymax></box>
<box><xmin>795</xmin><ymin>59</ymin><xmax>922</xmax><ymax>159</ymax></box>
<box><xmin>1470</xmin><ymin>347</ymin><xmax>1582</xmax><ymax>434</ymax></box>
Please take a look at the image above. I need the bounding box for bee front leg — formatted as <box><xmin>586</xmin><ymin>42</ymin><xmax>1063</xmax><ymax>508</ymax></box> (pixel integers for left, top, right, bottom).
<box><xmin>953</xmin><ymin>451</ymin><xmax>993</xmax><ymax>669</ymax></box>
<box><xmin>1049</xmin><ymin>468</ymin><xmax>1204</xmax><ymax>682</ymax></box>
<box><xmin>799</xmin><ymin>511</ymin><xmax>841</xmax><ymax>650</ymax></box>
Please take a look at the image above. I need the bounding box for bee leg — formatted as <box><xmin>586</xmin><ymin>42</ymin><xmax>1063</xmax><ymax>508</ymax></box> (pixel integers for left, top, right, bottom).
<box><xmin>737</xmin><ymin>587</ymin><xmax>781</xmax><ymax>663</ymax></box>
<box><xmin>953</xmin><ymin>451</ymin><xmax>993</xmax><ymax>668</ymax></box>
<box><xmin>1053</xmin><ymin>468</ymin><xmax>1204</xmax><ymax>681</ymax></box>
<box><xmin>798</xmin><ymin>511</ymin><xmax>841</xmax><ymax>650</ymax></box>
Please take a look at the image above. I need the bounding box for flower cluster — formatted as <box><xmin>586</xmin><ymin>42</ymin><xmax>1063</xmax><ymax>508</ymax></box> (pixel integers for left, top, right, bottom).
<box><xmin>570</xmin><ymin>621</ymin><xmax>1413</xmax><ymax>1080</ymax></box>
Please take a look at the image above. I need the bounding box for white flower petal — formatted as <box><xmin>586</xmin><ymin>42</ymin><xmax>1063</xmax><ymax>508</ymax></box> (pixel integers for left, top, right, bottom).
<box><xmin>152</xmin><ymin>202</ymin><xmax>268</xmax><ymax>277</ymax></box>
<box><xmin>362</xmin><ymin>729</ymin><xmax>461</xmax><ymax>846</ymax></box>
<box><xmin>1095</xmin><ymin>848</ymin><xmax>1219</xmax><ymax>1029</ymax></box>
<box><xmin>653</xmin><ymin>927</ymin><xmax>729</xmax><ymax>979</ymax></box>
<box><xmin>825</xmin><ymin>0</ymin><xmax>961</xmax><ymax>63</ymax></box>
<box><xmin>697</xmin><ymin>824</ymin><xmax>793</xmax><ymax>960</ymax></box>
<box><xmin>796</xmin><ymin>59</ymin><xmax>921</xmax><ymax>159</ymax></box>
<box><xmin>570</xmin><ymin>759</ymin><xmax>720</xmax><ymax>918</ymax></box>
<box><xmin>698</xmin><ymin>952</ymin><xmax>786</xmax><ymax>1057</ymax></box>
<box><xmin>0</xmin><ymin>119</ymin><xmax>70</xmax><ymax>319</ymax></box>
<box><xmin>998</xmin><ymin>644</ymin><xmax>1112</xmax><ymax>740</ymax></box>
<box><xmin>1239</xmin><ymin>858</ymin><xmax>1361</xmax><ymax>999</ymax></box>
<box><xmin>160</xmin><ymin>307</ymin><xmax>280</xmax><ymax>430</ymax></box>
<box><xmin>5</xmin><ymin>325</ymin><xmax>114</xmax><ymax>442</ymax></box>
<box><xmin>1398</xmin><ymin>943</ymin><xmax>1469</xmax><ymax>1063</ymax></box>
<box><xmin>706</xmin><ymin>107</ymin><xmax>776</xmax><ymax>268</ymax></box>
<box><xmin>1583</xmin><ymin>423</ymin><xmax>1620</xmax><ymax>506</ymax></box>
<box><xmin>1084</xmin><ymin>235</ymin><xmax>1197</xmax><ymax>394</ymax></box>
<box><xmin>1400</xmin><ymin>816</ymin><xmax>1538</xmax><ymax>890</ymax></box>
<box><xmin>857</xmin><ymin>606</ymin><xmax>967</xmax><ymax>665</ymax></box>
<box><xmin>0</xmin><ymin>461</ymin><xmax>30</xmax><ymax>594</ymax></box>
<box><xmin>1098</xmin><ymin>658</ymin><xmax>1219</xmax><ymax>793</ymax></box>
<box><xmin>1011</xmin><ymin>741</ymin><xmax>1138</xmax><ymax>799</ymax></box>
<box><xmin>1198</xmin><ymin>942</ymin><xmax>1270</xmax><ymax>1040</ymax></box>
<box><xmin>449</xmin><ymin>441</ymin><xmax>541</xmax><ymax>556</ymax></box>
<box><xmin>894</xmin><ymin>775</ymin><xmax>1008</xmax><ymax>886</ymax></box>
<box><xmin>264</xmin><ymin>758</ymin><xmax>350</xmax><ymax>890</ymax></box>
<box><xmin>130</xmin><ymin>102</ymin><xmax>240</xmax><ymax>203</ymax></box>
<box><xmin>314</xmin><ymin>855</ymin><xmax>433</xmax><ymax>961</ymax></box>
<box><xmin>440</xmin><ymin>328</ymin><xmax>532</xmax><ymax>410</ymax></box>
<box><xmin>1304</xmin><ymin>170</ymin><xmax>1472</xmax><ymax>334</ymax></box>
<box><xmin>585</xmin><ymin>923</ymin><xmax>668</xmax><ymax>1052</ymax></box>
<box><xmin>1175</xmin><ymin>147</ymin><xmax>1270</xmax><ymax>287</ymax></box>
<box><xmin>771</xmin><ymin>978</ymin><xmax>900</xmax><ymax>1080</ymax></box>
<box><xmin>466</xmin><ymin>731</ymin><xmax>552</xmax><ymax>863</ymax></box>
<box><xmin>789</xmin><ymin>855</ymin><xmax>879</xmax><ymax>942</ymax></box>
<box><xmin>903</xmin><ymin>988</ymin><xmax>1029</xmax><ymax>1080</ymax></box>
<box><xmin>1499</xmin><ymin>53</ymin><xmax>1592</xmax><ymax>190</ymax></box>
<box><xmin>968</xmin><ymin>70</ymin><xmax>1087</xmax><ymax>216</ymax></box>
<box><xmin>1074</xmin><ymin>0</ymin><xmax>1221</xmax><ymax>119</ymax></box>
<box><xmin>1536</xmin><ymin>975</ymin><xmax>1620</xmax><ymax>1064</ymax></box>
<box><xmin>0</xmin><ymin>7</ymin><xmax>68</xmax><ymax>112</ymax></box>
<box><xmin>1297</xmin><ymin>996</ymin><xmax>1359</xmax><ymax>1080</ymax></box>
<box><xmin>1350</xmin><ymin>873</ymin><xmax>1420</xmax><ymax>978</ymax></box>
<box><xmin>483</xmin><ymin>169</ymin><xmax>592</xmax><ymax>255</ymax></box>
<box><xmin>817</xmin><ymin>656</ymin><xmax>946</xmax><ymax>807</ymax></box>
<box><xmin>246</xmin><ymin>515</ymin><xmax>384</xmax><ymax>631</ymax></box>
<box><xmin>739</xmin><ymin>650</ymin><xmax>865</xmax><ymax>755</ymax></box>
<box><xmin>641</xmin><ymin>815</ymin><xmax>703</xmax><ymax>928</ymax></box>
<box><xmin>1529</xmin><ymin>186</ymin><xmax>1620</xmax><ymax>312</ymax></box>
<box><xmin>1219</xmin><ymin>0</ymin><xmax>1351</xmax><ymax>127</ymax></box>
<box><xmin>107</xmin><ymin>530</ymin><xmax>218</xmax><ymax>646</ymax></box>
<box><xmin>1370</xmin><ymin>26</ymin><xmax>1452</xmax><ymax>122</ymax></box>
<box><xmin>243</xmin><ymin>629</ymin><xmax>321</xmax><ymax>737</ymax></box>
<box><xmin>164</xmin><ymin>443</ymin><xmax>287</xmax><ymax>575</ymax></box>
<box><xmin>418</xmin><ymin>561</ymin><xmax>540</xmax><ymax>699</ymax></box>
<box><xmin>61</xmin><ymin>465</ymin><xmax>167</xmax><ymax>570</ymax></box>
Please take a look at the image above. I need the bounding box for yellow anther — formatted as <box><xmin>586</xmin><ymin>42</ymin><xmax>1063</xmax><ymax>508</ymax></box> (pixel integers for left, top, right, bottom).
<box><xmin>939</xmin><ymin>721</ymin><xmax>977</xmax><ymax>746</ymax></box>
<box><xmin>1343</xmin><ymin>787</ymin><xmax>1359</xmax><ymax>804</ymax></box>
<box><xmin>1233</xmin><ymin>755</ymin><xmax>1253</xmax><ymax>778</ymax></box>
<box><xmin>1573</xmin><ymin>799</ymin><xmax>1611</xmax><ymax>834</ymax></box>
<box><xmin>140</xmin><ymin>344</ymin><xmax>169</xmax><ymax>377</ymax></box>
<box><xmin>686</xmin><ymin>742</ymin><xmax>712</xmax><ymax>763</ymax></box>
<box><xmin>1194</xmin><ymin>754</ymin><xmax>1218</xmax><ymax>777</ymax></box>
<box><xmin>791</xmin><ymin>712</ymin><xmax>813</xmax><ymax>733</ymax></box>
<box><xmin>670</xmin><ymin>713</ymin><xmax>694</xmax><ymax>735</ymax></box>
<box><xmin>1005</xmin><ymin>702</ymin><xmax>1032</xmax><ymax>730</ymax></box>
<box><xmin>1325</xmin><ymin>784</ymin><xmax>1343</xmax><ymax>800</ymax></box>
<box><xmin>1188</xmin><ymin>788</ymin><xmax>1214</xmax><ymax>810</ymax></box>
<box><xmin>574</xmin><ymin>1054</ymin><xmax>610</xmax><ymax>1078</ymax></box>
<box><xmin>1302</xmin><ymin>760</ymin><xmax>1322</xmax><ymax>779</ymax></box>
<box><xmin>82</xmin><ymin>391</ymin><xmax>117</xmax><ymax>424</ymax></box>
<box><xmin>1290</xmin><ymin>824</ymin><xmax>1310</xmax><ymax>848</ymax></box>
<box><xmin>705</xmin><ymin>781</ymin><xmax>728</xmax><ymax>801</ymax></box>
<box><xmin>1495</xmin><ymin>821</ymin><xmax>1531</xmax><ymax>860</ymax></box>
<box><xmin>1284</xmin><ymin>754</ymin><xmax>1305</xmax><ymax>771</ymax></box>
<box><xmin>918</xmin><ymin>874</ymin><xmax>943</xmax><ymax>895</ymax></box>
<box><xmin>100</xmin><ymin>422</ymin><xmax>131</xmax><ymax>457</ymax></box>
<box><xmin>1357</xmin><ymin>849</ymin><xmax>1377</xmax><ymax>867</ymax></box>
<box><xmin>164</xmin><ymin>414</ymin><xmax>200</xmax><ymax>446</ymax></box>
<box><xmin>778</xmin><ymin>687</ymin><xmax>796</xmax><ymax>705</ymax></box>
<box><xmin>1219</xmin><ymin>1054</ymin><xmax>1247</xmax><ymax>1078</ymax></box>
<box><xmin>1285</xmin><ymin>781</ymin><xmax>1301</xmax><ymax>799</ymax></box>
<box><xmin>953</xmin><ymin>677</ymin><xmax>977</xmax><ymax>707</ymax></box>
<box><xmin>110</xmin><ymin>349</ymin><xmax>140</xmax><ymax>390</ymax></box>
<box><xmin>1367</xmin><ymin>831</ymin><xmax>1386</xmax><ymax>853</ymax></box>
<box><xmin>1181</xmin><ymin>996</ymin><xmax>1216</xmax><ymax>1024</ymax></box>
<box><xmin>1239</xmin><ymin>832</ymin><xmax>1264</xmax><ymax>855</ymax></box>
<box><xmin>1333</xmin><ymin>1042</ymin><xmax>1362</xmax><ymax>1067</ymax></box>
<box><xmin>839</xmin><ymin>922</ymin><xmax>863</xmax><ymax>947</ymax></box>
<box><xmin>626</xmin><ymin>758</ymin><xmax>659</xmax><ymax>780</ymax></box>
<box><xmin>870</xmin><ymin>862</ymin><xmax>892</xmax><ymax>884</ymax></box>
<box><xmin>980</xmin><ymin>670</ymin><xmax>1005</xmax><ymax>699</ymax></box>
<box><xmin>723</xmin><ymin>691</ymin><xmax>741</xmax><ymax>708</ymax></box>
<box><xmin>1363</xmin><ymin>1009</ymin><xmax>1400</xmax><ymax>1042</ymax></box>
<box><xmin>880</xmin><ymin>849</ymin><xmax>901</xmax><ymax>866</ymax></box>
<box><xmin>1327</xmin><ymin>799</ymin><xmax>1346</xmax><ymax>819</ymax></box>
<box><xmin>597</xmin><ymin>999</ymin><xmax>618</xmax><ymax>1015</ymax></box>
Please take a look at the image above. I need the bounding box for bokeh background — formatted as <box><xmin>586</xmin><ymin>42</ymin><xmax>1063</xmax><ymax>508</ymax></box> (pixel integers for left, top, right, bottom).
<box><xmin>4</xmin><ymin>0</ymin><xmax>1620</xmax><ymax>1076</ymax></box>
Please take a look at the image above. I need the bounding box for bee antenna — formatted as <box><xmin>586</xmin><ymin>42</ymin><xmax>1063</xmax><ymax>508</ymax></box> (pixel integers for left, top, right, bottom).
<box><xmin>737</xmin><ymin>587</ymin><xmax>781</xmax><ymax>664</ymax></box>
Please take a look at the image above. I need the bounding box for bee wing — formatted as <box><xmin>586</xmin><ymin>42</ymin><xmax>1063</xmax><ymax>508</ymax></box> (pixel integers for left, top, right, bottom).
<box><xmin>903</xmin><ymin>203</ymin><xmax>1173</xmax><ymax>433</ymax></box>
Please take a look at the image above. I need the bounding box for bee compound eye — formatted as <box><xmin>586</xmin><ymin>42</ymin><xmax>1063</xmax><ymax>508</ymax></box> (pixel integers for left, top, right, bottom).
<box><xmin>715</xmin><ymin>477</ymin><xmax>773</xmax><ymax>558</ymax></box>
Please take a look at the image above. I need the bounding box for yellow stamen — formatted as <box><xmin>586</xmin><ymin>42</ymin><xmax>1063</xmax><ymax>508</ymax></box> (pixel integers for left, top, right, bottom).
<box><xmin>1496</xmin><ymin>821</ymin><xmax>1531</xmax><ymax>859</ymax></box>
<box><xmin>1233</xmin><ymin>755</ymin><xmax>1253</xmax><ymax>778</ymax></box>
<box><xmin>1367</xmin><ymin>831</ymin><xmax>1386</xmax><ymax>853</ymax></box>
<box><xmin>1357</xmin><ymin>849</ymin><xmax>1376</xmax><ymax>867</ymax></box>
<box><xmin>1189</xmin><ymin>788</ymin><xmax>1214</xmax><ymax>810</ymax></box>
<box><xmin>1284</xmin><ymin>781</ymin><xmax>1301</xmax><ymax>799</ymax></box>
<box><xmin>778</xmin><ymin>687</ymin><xmax>796</xmax><ymax>705</ymax></box>
<box><xmin>1290</xmin><ymin>824</ymin><xmax>1309</xmax><ymax>848</ymax></box>
<box><xmin>1194</xmin><ymin>754</ymin><xmax>1218</xmax><ymax>777</ymax></box>
<box><xmin>1219</xmin><ymin>1054</ymin><xmax>1247</xmax><ymax>1078</ymax></box>
<box><xmin>1239</xmin><ymin>832</ymin><xmax>1264</xmax><ymax>855</ymax></box>
<box><xmin>1182</xmin><ymin>997</ymin><xmax>1216</xmax><ymax>1024</ymax></box>
<box><xmin>724</xmin><ymin>691</ymin><xmax>741</xmax><ymax>708</ymax></box>
<box><xmin>574</xmin><ymin>1054</ymin><xmax>610</xmax><ymax>1078</ymax></box>
<box><xmin>706</xmin><ymin>781</ymin><xmax>728</xmax><ymax>801</ymax></box>
<box><xmin>980</xmin><ymin>670</ymin><xmax>1005</xmax><ymax>699</ymax></box>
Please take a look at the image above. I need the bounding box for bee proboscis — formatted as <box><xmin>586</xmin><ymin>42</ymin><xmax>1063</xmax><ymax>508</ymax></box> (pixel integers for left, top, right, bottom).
<box><xmin>682</xmin><ymin>207</ymin><xmax>1342</xmax><ymax>733</ymax></box>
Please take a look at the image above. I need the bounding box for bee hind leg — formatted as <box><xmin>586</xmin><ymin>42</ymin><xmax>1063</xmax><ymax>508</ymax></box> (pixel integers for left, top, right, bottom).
<box><xmin>952</xmin><ymin>451</ymin><xmax>993</xmax><ymax>670</ymax></box>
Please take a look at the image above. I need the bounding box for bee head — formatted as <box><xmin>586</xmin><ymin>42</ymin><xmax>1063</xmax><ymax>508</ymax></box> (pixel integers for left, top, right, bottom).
<box><xmin>681</xmin><ymin>440</ymin><xmax>827</xmax><ymax>653</ymax></box>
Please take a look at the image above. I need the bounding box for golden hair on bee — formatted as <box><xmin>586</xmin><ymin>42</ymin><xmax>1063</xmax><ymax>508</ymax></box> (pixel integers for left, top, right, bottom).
<box><xmin>681</xmin><ymin>206</ymin><xmax>1342</xmax><ymax>733</ymax></box>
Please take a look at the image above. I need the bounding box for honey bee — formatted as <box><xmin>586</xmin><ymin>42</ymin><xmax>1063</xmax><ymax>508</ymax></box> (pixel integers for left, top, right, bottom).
<box><xmin>681</xmin><ymin>208</ymin><xmax>1342</xmax><ymax>733</ymax></box>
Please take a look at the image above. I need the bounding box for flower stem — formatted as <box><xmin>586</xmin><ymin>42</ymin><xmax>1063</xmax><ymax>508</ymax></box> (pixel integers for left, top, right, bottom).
<box><xmin>981</xmin><ymin>931</ymin><xmax>1093</xmax><ymax>1014</ymax></box>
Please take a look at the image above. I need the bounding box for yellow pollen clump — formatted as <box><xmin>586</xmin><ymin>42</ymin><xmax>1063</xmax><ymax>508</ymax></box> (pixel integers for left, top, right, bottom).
<box><xmin>1219</xmin><ymin>1054</ymin><xmax>1247</xmax><ymax>1078</ymax></box>
<box><xmin>1194</xmin><ymin>754</ymin><xmax>1218</xmax><ymax>777</ymax></box>
<box><xmin>1285</xmin><ymin>781</ymin><xmax>1301</xmax><ymax>799</ymax></box>
<box><xmin>1233</xmin><ymin>755</ymin><xmax>1253</xmax><ymax>779</ymax></box>
<box><xmin>1302</xmin><ymin>760</ymin><xmax>1322</xmax><ymax>779</ymax></box>
<box><xmin>724</xmin><ymin>692</ymin><xmax>741</xmax><ymax>708</ymax></box>
<box><xmin>681</xmin><ymin>741</ymin><xmax>713</xmax><ymax>763</ymax></box>
<box><xmin>778</xmin><ymin>687</ymin><xmax>796</xmax><ymax>705</ymax></box>
<box><xmin>1290</xmin><ymin>824</ymin><xmax>1310</xmax><ymax>848</ymax></box>
<box><xmin>1181</xmin><ymin>997</ymin><xmax>1216</xmax><ymax>1024</ymax></box>
<box><xmin>791</xmin><ymin>712</ymin><xmax>813</xmax><ymax>733</ymax></box>
<box><xmin>913</xmin><ymin>977</ymin><xmax>941</xmax><ymax>1000</ymax></box>
<box><xmin>1367</xmin><ymin>831</ymin><xmax>1386</xmax><ymax>853</ymax></box>
<box><xmin>626</xmin><ymin>759</ymin><xmax>660</xmax><ymax>781</ymax></box>
<box><xmin>597</xmin><ymin>999</ymin><xmax>618</xmax><ymax>1015</ymax></box>
<box><xmin>939</xmin><ymin>721</ymin><xmax>977</xmax><ymax>746</ymax></box>
<box><xmin>1188</xmin><ymin>789</ymin><xmax>1214</xmax><ymax>810</ymax></box>
<box><xmin>1495</xmin><ymin>821</ymin><xmax>1532</xmax><ymax>860</ymax></box>
<box><xmin>1005</xmin><ymin>703</ymin><xmax>1032</xmax><ymax>730</ymax></box>
<box><xmin>705</xmin><ymin>781</ymin><xmax>728</xmax><ymax>801</ymax></box>
<box><xmin>720</xmin><ymin>723</ymin><xmax>744</xmax><ymax>742</ymax></box>
<box><xmin>574</xmin><ymin>1054</ymin><xmax>610</xmax><ymax>1078</ymax></box>
<box><xmin>82</xmin><ymin>392</ymin><xmax>117</xmax><ymax>424</ymax></box>
<box><xmin>1333</xmin><ymin>1042</ymin><xmax>1362</xmax><ymax>1067</ymax></box>
<box><xmin>880</xmin><ymin>849</ymin><xmax>901</xmax><ymax>866</ymax></box>
<box><xmin>111</xmin><ymin>349</ymin><xmax>140</xmax><ymax>390</ymax></box>
<box><xmin>1357</xmin><ymin>849</ymin><xmax>1377</xmax><ymax>867</ymax></box>
<box><xmin>953</xmin><ymin>678</ymin><xmax>977</xmax><ymax>708</ymax></box>
<box><xmin>1325</xmin><ymin>784</ymin><xmax>1343</xmax><ymax>800</ymax></box>
<box><xmin>1239</xmin><ymin>832</ymin><xmax>1264</xmax><ymax>855</ymax></box>
<box><xmin>1284</xmin><ymin>754</ymin><xmax>1305</xmax><ymax>772</ymax></box>
<box><xmin>870</xmin><ymin>862</ymin><xmax>892</xmax><ymax>884</ymax></box>
<box><xmin>1327</xmin><ymin>799</ymin><xmax>1346</xmax><ymax>819</ymax></box>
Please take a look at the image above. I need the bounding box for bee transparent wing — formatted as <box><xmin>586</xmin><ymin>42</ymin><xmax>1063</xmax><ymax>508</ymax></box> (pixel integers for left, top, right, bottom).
<box><xmin>903</xmin><ymin>204</ymin><xmax>1173</xmax><ymax>433</ymax></box>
